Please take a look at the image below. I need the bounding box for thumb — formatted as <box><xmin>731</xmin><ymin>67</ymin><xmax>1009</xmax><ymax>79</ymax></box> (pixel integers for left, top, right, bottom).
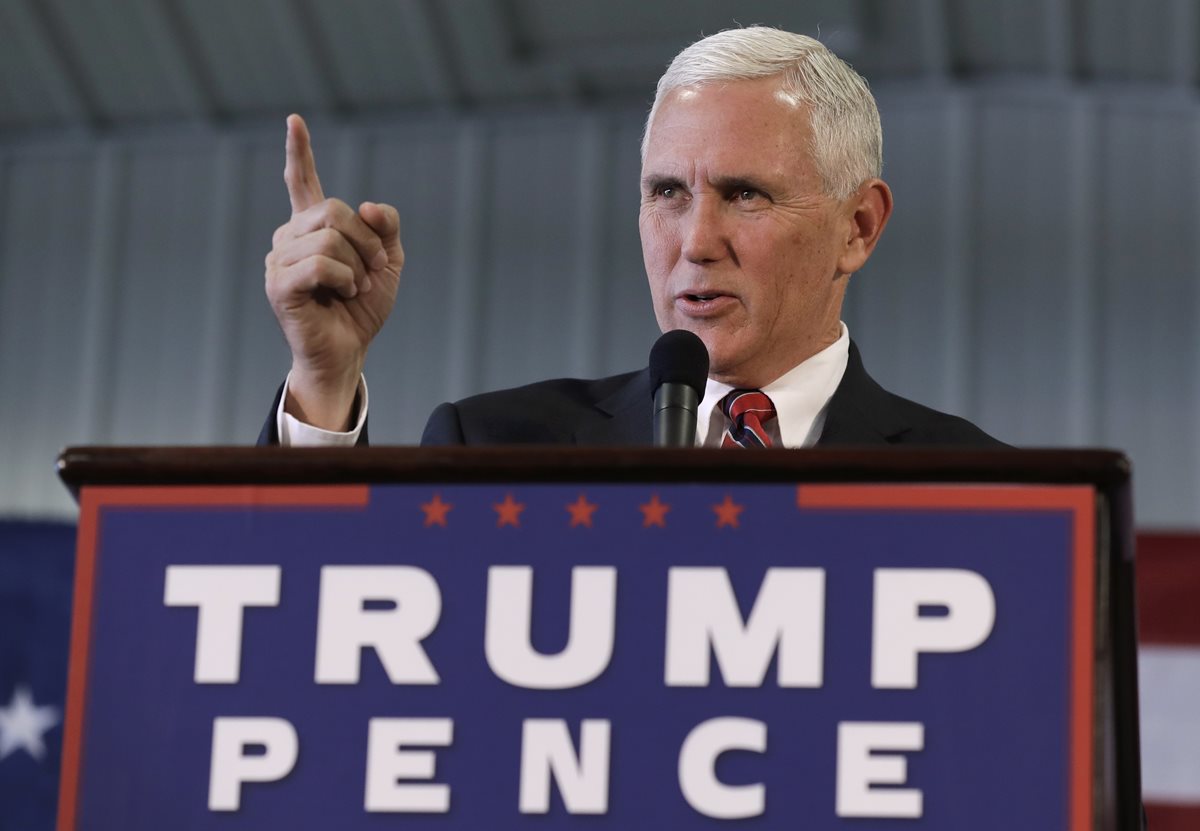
<box><xmin>359</xmin><ymin>202</ymin><xmax>403</xmax><ymax>269</ymax></box>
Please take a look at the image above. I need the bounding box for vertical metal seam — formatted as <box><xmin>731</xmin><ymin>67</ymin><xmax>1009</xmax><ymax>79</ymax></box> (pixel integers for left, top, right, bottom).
<box><xmin>76</xmin><ymin>141</ymin><xmax>127</xmax><ymax>444</ymax></box>
<box><xmin>196</xmin><ymin>134</ymin><xmax>246</xmax><ymax>443</ymax></box>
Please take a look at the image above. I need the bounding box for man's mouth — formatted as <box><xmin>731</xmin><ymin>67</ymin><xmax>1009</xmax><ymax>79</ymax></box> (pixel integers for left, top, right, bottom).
<box><xmin>675</xmin><ymin>291</ymin><xmax>735</xmax><ymax>316</ymax></box>
<box><xmin>678</xmin><ymin>289</ymin><xmax>729</xmax><ymax>301</ymax></box>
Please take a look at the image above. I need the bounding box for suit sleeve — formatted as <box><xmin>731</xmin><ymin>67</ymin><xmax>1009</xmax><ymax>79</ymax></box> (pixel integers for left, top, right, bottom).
<box><xmin>256</xmin><ymin>382</ymin><xmax>287</xmax><ymax>446</ymax></box>
<box><xmin>421</xmin><ymin>402</ymin><xmax>467</xmax><ymax>446</ymax></box>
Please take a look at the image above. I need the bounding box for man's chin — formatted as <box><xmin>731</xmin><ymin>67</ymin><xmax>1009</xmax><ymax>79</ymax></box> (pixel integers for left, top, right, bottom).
<box><xmin>704</xmin><ymin>352</ymin><xmax>756</xmax><ymax>387</ymax></box>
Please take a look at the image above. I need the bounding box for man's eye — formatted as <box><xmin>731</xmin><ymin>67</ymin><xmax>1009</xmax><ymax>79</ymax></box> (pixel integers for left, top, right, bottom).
<box><xmin>736</xmin><ymin>189</ymin><xmax>760</xmax><ymax>202</ymax></box>
<box><xmin>657</xmin><ymin>186</ymin><xmax>677</xmax><ymax>198</ymax></box>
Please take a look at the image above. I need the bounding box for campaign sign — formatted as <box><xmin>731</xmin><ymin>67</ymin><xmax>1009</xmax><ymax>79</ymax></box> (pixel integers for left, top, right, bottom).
<box><xmin>59</xmin><ymin>482</ymin><xmax>1094</xmax><ymax>830</ymax></box>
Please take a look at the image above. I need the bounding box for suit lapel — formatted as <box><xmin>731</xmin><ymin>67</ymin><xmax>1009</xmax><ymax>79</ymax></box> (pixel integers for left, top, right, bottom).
<box><xmin>573</xmin><ymin>369</ymin><xmax>654</xmax><ymax>446</ymax></box>
<box><xmin>817</xmin><ymin>340</ymin><xmax>911</xmax><ymax>446</ymax></box>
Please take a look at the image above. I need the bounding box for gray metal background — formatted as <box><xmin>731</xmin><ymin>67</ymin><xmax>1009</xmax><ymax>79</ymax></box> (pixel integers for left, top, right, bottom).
<box><xmin>1</xmin><ymin>0</ymin><xmax>1197</xmax><ymax>524</ymax></box>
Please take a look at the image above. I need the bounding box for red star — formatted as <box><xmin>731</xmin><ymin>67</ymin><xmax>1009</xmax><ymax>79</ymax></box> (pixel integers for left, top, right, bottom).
<box><xmin>419</xmin><ymin>493</ymin><xmax>453</xmax><ymax>527</ymax></box>
<box><xmin>639</xmin><ymin>493</ymin><xmax>670</xmax><ymax>528</ymax></box>
<box><xmin>566</xmin><ymin>494</ymin><xmax>598</xmax><ymax>528</ymax></box>
<box><xmin>493</xmin><ymin>492</ymin><xmax>525</xmax><ymax>528</ymax></box>
<box><xmin>712</xmin><ymin>494</ymin><xmax>744</xmax><ymax>528</ymax></box>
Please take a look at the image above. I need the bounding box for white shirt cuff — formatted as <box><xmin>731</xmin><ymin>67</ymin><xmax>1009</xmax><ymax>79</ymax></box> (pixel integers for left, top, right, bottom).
<box><xmin>276</xmin><ymin>372</ymin><xmax>368</xmax><ymax>447</ymax></box>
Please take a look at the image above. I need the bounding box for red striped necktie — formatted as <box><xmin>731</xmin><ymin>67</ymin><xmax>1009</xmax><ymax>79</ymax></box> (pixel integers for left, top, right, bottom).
<box><xmin>720</xmin><ymin>389</ymin><xmax>777</xmax><ymax>448</ymax></box>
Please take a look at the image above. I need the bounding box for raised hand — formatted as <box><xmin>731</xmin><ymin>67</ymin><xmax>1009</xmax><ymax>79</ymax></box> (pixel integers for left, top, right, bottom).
<box><xmin>265</xmin><ymin>114</ymin><xmax>403</xmax><ymax>430</ymax></box>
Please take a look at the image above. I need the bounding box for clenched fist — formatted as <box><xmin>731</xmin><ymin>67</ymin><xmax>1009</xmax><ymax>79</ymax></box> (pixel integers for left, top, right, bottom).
<box><xmin>265</xmin><ymin>114</ymin><xmax>404</xmax><ymax>430</ymax></box>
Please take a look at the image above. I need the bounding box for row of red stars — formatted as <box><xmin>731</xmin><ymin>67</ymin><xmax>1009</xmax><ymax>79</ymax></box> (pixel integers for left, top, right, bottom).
<box><xmin>418</xmin><ymin>492</ymin><xmax>745</xmax><ymax>529</ymax></box>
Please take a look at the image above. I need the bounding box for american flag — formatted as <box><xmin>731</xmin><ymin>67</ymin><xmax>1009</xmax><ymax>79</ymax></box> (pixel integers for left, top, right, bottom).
<box><xmin>0</xmin><ymin>522</ymin><xmax>73</xmax><ymax>830</ymax></box>
<box><xmin>1137</xmin><ymin>534</ymin><xmax>1200</xmax><ymax>830</ymax></box>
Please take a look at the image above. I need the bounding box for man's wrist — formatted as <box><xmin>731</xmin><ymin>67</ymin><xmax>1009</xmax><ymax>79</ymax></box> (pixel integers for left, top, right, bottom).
<box><xmin>278</xmin><ymin>373</ymin><xmax>369</xmax><ymax>447</ymax></box>
<box><xmin>285</xmin><ymin>362</ymin><xmax>364</xmax><ymax>431</ymax></box>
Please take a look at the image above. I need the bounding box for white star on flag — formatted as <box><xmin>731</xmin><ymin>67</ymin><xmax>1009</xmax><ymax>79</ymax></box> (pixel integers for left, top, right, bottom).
<box><xmin>0</xmin><ymin>685</ymin><xmax>60</xmax><ymax>762</ymax></box>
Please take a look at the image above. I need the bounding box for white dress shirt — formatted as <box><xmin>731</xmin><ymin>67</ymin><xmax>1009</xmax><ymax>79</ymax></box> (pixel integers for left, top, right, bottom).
<box><xmin>695</xmin><ymin>322</ymin><xmax>849</xmax><ymax>448</ymax></box>
<box><xmin>279</xmin><ymin>323</ymin><xmax>850</xmax><ymax>448</ymax></box>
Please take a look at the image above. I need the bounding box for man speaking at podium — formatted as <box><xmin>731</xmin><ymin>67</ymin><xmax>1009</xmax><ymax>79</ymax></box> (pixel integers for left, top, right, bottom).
<box><xmin>260</xmin><ymin>26</ymin><xmax>1000</xmax><ymax>450</ymax></box>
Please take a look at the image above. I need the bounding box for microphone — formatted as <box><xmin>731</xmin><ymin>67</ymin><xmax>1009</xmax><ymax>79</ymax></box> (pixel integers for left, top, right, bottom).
<box><xmin>649</xmin><ymin>330</ymin><xmax>710</xmax><ymax>448</ymax></box>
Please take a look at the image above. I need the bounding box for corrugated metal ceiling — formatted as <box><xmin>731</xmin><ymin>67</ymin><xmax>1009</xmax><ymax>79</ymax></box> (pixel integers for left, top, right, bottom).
<box><xmin>1</xmin><ymin>0</ymin><xmax>1196</xmax><ymax>131</ymax></box>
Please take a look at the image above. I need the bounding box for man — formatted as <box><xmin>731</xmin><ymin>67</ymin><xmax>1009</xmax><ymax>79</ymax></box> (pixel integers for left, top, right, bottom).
<box><xmin>261</xmin><ymin>26</ymin><xmax>999</xmax><ymax>448</ymax></box>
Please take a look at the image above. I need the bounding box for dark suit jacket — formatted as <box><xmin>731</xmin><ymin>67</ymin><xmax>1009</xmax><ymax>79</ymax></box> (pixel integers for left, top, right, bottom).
<box><xmin>417</xmin><ymin>340</ymin><xmax>1003</xmax><ymax>447</ymax></box>
<box><xmin>260</xmin><ymin>341</ymin><xmax>1001</xmax><ymax>448</ymax></box>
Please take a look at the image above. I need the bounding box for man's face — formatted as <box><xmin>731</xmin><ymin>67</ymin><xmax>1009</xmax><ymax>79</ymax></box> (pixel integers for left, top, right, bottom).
<box><xmin>639</xmin><ymin>76</ymin><xmax>853</xmax><ymax>388</ymax></box>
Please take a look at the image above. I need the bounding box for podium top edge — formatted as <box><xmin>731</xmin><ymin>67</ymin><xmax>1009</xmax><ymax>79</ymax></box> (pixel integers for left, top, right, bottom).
<box><xmin>56</xmin><ymin>446</ymin><xmax>1131</xmax><ymax>493</ymax></box>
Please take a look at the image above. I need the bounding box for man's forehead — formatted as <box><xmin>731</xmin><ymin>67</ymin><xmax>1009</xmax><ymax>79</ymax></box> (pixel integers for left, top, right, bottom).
<box><xmin>665</xmin><ymin>78</ymin><xmax>805</xmax><ymax>110</ymax></box>
<box><xmin>646</xmin><ymin>80</ymin><xmax>810</xmax><ymax>146</ymax></box>
<box><xmin>642</xmin><ymin>80</ymin><xmax>816</xmax><ymax>183</ymax></box>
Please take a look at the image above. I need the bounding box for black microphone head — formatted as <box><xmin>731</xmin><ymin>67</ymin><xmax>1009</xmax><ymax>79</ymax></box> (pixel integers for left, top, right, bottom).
<box><xmin>649</xmin><ymin>329</ymin><xmax>710</xmax><ymax>397</ymax></box>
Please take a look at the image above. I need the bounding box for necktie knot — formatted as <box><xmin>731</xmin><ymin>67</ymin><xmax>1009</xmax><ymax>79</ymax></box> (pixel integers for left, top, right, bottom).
<box><xmin>720</xmin><ymin>389</ymin><xmax>777</xmax><ymax>448</ymax></box>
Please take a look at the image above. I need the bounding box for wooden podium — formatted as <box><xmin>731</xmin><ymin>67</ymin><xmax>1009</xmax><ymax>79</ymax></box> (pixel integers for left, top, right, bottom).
<box><xmin>56</xmin><ymin>446</ymin><xmax>1142</xmax><ymax>830</ymax></box>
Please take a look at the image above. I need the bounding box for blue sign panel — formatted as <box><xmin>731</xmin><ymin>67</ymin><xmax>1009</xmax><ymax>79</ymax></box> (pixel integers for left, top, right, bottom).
<box><xmin>60</xmin><ymin>482</ymin><xmax>1094</xmax><ymax>830</ymax></box>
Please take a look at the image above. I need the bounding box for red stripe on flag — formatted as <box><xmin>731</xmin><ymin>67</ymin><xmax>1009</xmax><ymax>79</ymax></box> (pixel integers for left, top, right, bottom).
<box><xmin>1137</xmin><ymin>533</ymin><xmax>1200</xmax><ymax>645</ymax></box>
<box><xmin>1145</xmin><ymin>803</ymin><xmax>1200</xmax><ymax>830</ymax></box>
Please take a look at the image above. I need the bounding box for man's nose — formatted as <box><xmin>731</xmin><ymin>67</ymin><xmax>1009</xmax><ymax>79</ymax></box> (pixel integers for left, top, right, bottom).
<box><xmin>680</xmin><ymin>196</ymin><xmax>728</xmax><ymax>264</ymax></box>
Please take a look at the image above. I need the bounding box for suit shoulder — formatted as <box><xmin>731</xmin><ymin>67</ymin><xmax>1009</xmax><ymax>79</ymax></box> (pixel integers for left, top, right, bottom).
<box><xmin>425</xmin><ymin>370</ymin><xmax>646</xmax><ymax>445</ymax></box>
<box><xmin>879</xmin><ymin>391</ymin><xmax>1008</xmax><ymax>447</ymax></box>
<box><xmin>459</xmin><ymin>371</ymin><xmax>644</xmax><ymax>410</ymax></box>
<box><xmin>822</xmin><ymin>340</ymin><xmax>1009</xmax><ymax>448</ymax></box>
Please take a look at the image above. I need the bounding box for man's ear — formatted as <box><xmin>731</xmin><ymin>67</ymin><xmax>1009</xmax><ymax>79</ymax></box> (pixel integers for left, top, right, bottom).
<box><xmin>836</xmin><ymin>178</ymin><xmax>893</xmax><ymax>275</ymax></box>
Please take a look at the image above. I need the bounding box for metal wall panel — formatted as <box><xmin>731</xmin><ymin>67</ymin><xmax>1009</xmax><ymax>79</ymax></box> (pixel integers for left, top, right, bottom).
<box><xmin>969</xmin><ymin>94</ymin><xmax>1096</xmax><ymax>446</ymax></box>
<box><xmin>0</xmin><ymin>150</ymin><xmax>98</xmax><ymax>513</ymax></box>
<box><xmin>592</xmin><ymin>116</ymin><xmax>659</xmax><ymax>378</ymax></box>
<box><xmin>851</xmin><ymin>89</ymin><xmax>973</xmax><ymax>418</ymax></box>
<box><xmin>1096</xmin><ymin>99</ymin><xmax>1200</xmax><ymax>526</ymax></box>
<box><xmin>477</xmin><ymin>114</ymin><xmax>599</xmax><ymax>391</ymax></box>
<box><xmin>103</xmin><ymin>143</ymin><xmax>220</xmax><ymax>445</ymax></box>
<box><xmin>2</xmin><ymin>89</ymin><xmax>1198</xmax><ymax>527</ymax></box>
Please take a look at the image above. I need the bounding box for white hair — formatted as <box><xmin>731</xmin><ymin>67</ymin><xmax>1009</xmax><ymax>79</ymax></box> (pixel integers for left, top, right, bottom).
<box><xmin>642</xmin><ymin>26</ymin><xmax>882</xmax><ymax>200</ymax></box>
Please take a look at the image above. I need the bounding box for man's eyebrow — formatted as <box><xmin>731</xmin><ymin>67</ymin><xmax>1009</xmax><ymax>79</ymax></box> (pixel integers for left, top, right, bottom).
<box><xmin>641</xmin><ymin>173</ymin><xmax>685</xmax><ymax>191</ymax></box>
<box><xmin>710</xmin><ymin>174</ymin><xmax>774</xmax><ymax>193</ymax></box>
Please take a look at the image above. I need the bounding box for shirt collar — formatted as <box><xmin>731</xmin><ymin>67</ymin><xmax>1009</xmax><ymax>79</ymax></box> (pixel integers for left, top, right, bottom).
<box><xmin>696</xmin><ymin>323</ymin><xmax>850</xmax><ymax>448</ymax></box>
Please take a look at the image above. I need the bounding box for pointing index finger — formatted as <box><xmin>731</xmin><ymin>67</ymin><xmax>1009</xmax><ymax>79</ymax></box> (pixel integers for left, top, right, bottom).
<box><xmin>284</xmin><ymin>114</ymin><xmax>325</xmax><ymax>215</ymax></box>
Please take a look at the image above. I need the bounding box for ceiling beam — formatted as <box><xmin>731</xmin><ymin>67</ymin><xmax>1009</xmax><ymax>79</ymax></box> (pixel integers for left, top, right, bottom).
<box><xmin>437</xmin><ymin>0</ymin><xmax>578</xmax><ymax>105</ymax></box>
<box><xmin>915</xmin><ymin>0</ymin><xmax>951</xmax><ymax>79</ymax></box>
<box><xmin>533</xmin><ymin>37</ymin><xmax>680</xmax><ymax>74</ymax></box>
<box><xmin>139</xmin><ymin>0</ymin><xmax>220</xmax><ymax>123</ymax></box>
<box><xmin>12</xmin><ymin>0</ymin><xmax>99</xmax><ymax>127</ymax></box>
<box><xmin>1168</xmin><ymin>0</ymin><xmax>1198</xmax><ymax>87</ymax></box>
<box><xmin>397</xmin><ymin>0</ymin><xmax>465</xmax><ymax>108</ymax></box>
<box><xmin>494</xmin><ymin>0</ymin><xmax>582</xmax><ymax>104</ymax></box>
<box><xmin>1044</xmin><ymin>0</ymin><xmax>1074</xmax><ymax>81</ymax></box>
<box><xmin>265</xmin><ymin>0</ymin><xmax>340</xmax><ymax>114</ymax></box>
